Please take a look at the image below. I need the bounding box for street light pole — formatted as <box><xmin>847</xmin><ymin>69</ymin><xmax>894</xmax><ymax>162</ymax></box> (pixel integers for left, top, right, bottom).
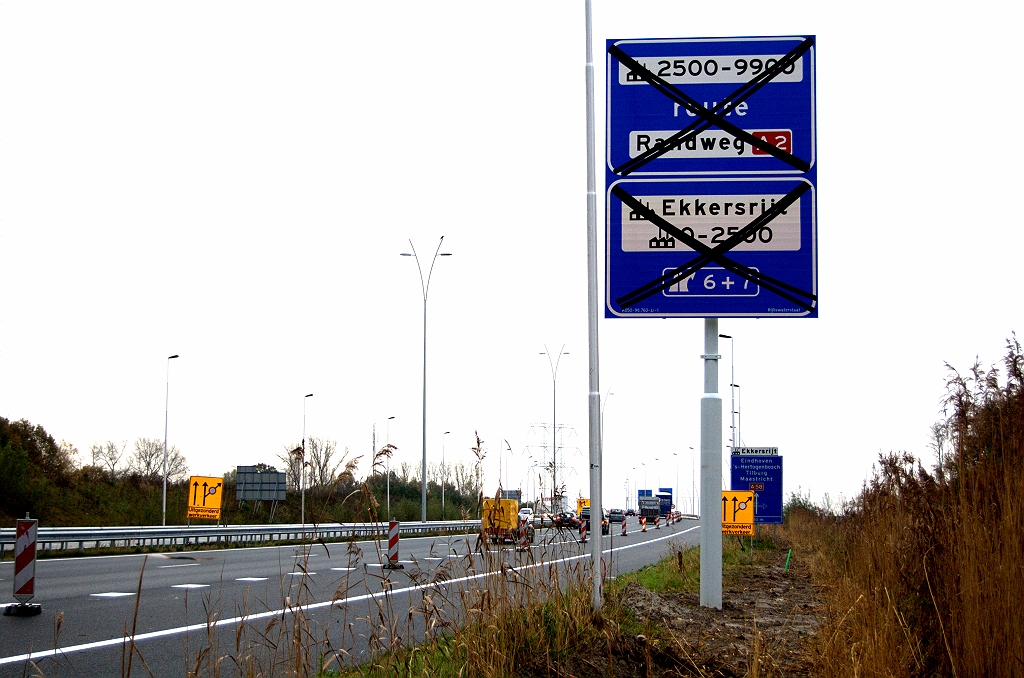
<box><xmin>673</xmin><ymin>451</ymin><xmax>679</xmax><ymax>513</ymax></box>
<box><xmin>302</xmin><ymin>393</ymin><xmax>313</xmax><ymax>528</ymax></box>
<box><xmin>502</xmin><ymin>439</ymin><xmax>512</xmax><ymax>491</ymax></box>
<box><xmin>719</xmin><ymin>334</ymin><xmax>735</xmax><ymax>454</ymax></box>
<box><xmin>735</xmin><ymin>385</ymin><xmax>742</xmax><ymax>447</ymax></box>
<box><xmin>162</xmin><ymin>354</ymin><xmax>179</xmax><ymax>527</ymax></box>
<box><xmin>689</xmin><ymin>446</ymin><xmax>696</xmax><ymax>514</ymax></box>
<box><xmin>541</xmin><ymin>345</ymin><xmax>569</xmax><ymax>513</ymax></box>
<box><xmin>402</xmin><ymin>237</ymin><xmax>452</xmax><ymax>523</ymax></box>
<box><xmin>441</xmin><ymin>431</ymin><xmax>450</xmax><ymax>520</ymax></box>
<box><xmin>386</xmin><ymin>416</ymin><xmax>395</xmax><ymax>521</ymax></box>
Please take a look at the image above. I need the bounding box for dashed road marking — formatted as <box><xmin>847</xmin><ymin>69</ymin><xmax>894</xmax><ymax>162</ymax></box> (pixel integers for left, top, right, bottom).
<box><xmin>235</xmin><ymin>577</ymin><xmax>268</xmax><ymax>582</ymax></box>
<box><xmin>171</xmin><ymin>584</ymin><xmax>209</xmax><ymax>589</ymax></box>
<box><xmin>90</xmin><ymin>592</ymin><xmax>135</xmax><ymax>598</ymax></box>
<box><xmin>159</xmin><ymin>563</ymin><xmax>198</xmax><ymax>568</ymax></box>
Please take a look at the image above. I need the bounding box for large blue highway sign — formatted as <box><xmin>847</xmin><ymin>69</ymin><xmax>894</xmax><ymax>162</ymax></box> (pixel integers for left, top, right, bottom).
<box><xmin>605</xmin><ymin>36</ymin><xmax>817</xmax><ymax>319</ymax></box>
<box><xmin>731</xmin><ymin>454</ymin><xmax>783</xmax><ymax>524</ymax></box>
<box><xmin>606</xmin><ymin>36</ymin><xmax>815</xmax><ymax>177</ymax></box>
<box><xmin>606</xmin><ymin>176</ymin><xmax>815</xmax><ymax>317</ymax></box>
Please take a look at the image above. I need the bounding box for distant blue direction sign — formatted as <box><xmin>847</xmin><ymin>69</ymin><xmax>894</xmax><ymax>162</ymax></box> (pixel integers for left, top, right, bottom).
<box><xmin>731</xmin><ymin>453</ymin><xmax>783</xmax><ymax>524</ymax></box>
<box><xmin>605</xmin><ymin>36</ymin><xmax>817</xmax><ymax>319</ymax></box>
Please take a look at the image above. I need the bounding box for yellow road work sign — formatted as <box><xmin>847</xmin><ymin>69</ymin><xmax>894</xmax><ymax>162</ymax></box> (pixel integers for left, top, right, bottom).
<box><xmin>187</xmin><ymin>475</ymin><xmax>224</xmax><ymax>520</ymax></box>
<box><xmin>722</xmin><ymin>491</ymin><xmax>754</xmax><ymax>536</ymax></box>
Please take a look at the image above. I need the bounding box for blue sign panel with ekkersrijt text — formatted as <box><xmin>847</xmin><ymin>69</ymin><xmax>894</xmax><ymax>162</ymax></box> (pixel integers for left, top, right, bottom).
<box><xmin>731</xmin><ymin>454</ymin><xmax>783</xmax><ymax>524</ymax></box>
<box><xmin>607</xmin><ymin>176</ymin><xmax>815</xmax><ymax>317</ymax></box>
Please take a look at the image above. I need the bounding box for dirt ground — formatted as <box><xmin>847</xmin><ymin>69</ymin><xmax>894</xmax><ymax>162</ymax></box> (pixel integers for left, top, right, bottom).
<box><xmin>516</xmin><ymin>547</ymin><xmax>824</xmax><ymax>677</ymax></box>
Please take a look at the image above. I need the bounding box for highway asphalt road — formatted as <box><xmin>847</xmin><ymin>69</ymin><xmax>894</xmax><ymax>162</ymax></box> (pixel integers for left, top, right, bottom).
<box><xmin>1</xmin><ymin>517</ymin><xmax>699</xmax><ymax>677</ymax></box>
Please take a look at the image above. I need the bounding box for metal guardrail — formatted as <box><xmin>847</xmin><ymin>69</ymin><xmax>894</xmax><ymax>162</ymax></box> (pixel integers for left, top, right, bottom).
<box><xmin>0</xmin><ymin>520</ymin><xmax>480</xmax><ymax>556</ymax></box>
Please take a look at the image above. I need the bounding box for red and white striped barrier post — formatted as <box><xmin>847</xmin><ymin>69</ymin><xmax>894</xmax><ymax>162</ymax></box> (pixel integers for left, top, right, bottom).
<box><xmin>517</xmin><ymin>518</ymin><xmax>530</xmax><ymax>551</ymax></box>
<box><xmin>579</xmin><ymin>520</ymin><xmax>587</xmax><ymax>544</ymax></box>
<box><xmin>4</xmin><ymin>517</ymin><xmax>42</xmax><ymax>616</ymax></box>
<box><xmin>620</xmin><ymin>518</ymin><xmax>627</xmax><ymax>537</ymax></box>
<box><xmin>384</xmin><ymin>520</ymin><xmax>403</xmax><ymax>569</ymax></box>
<box><xmin>640</xmin><ymin>516</ymin><xmax>647</xmax><ymax>532</ymax></box>
<box><xmin>654</xmin><ymin>515</ymin><xmax>661</xmax><ymax>529</ymax></box>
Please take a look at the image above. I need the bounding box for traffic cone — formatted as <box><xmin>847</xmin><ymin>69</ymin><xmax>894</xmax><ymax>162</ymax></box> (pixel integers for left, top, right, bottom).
<box><xmin>517</xmin><ymin>518</ymin><xmax>530</xmax><ymax>552</ymax></box>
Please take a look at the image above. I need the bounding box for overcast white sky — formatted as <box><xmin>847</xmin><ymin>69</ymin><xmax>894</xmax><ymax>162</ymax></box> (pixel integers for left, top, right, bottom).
<box><xmin>2</xmin><ymin>1</ymin><xmax>1021</xmax><ymax>514</ymax></box>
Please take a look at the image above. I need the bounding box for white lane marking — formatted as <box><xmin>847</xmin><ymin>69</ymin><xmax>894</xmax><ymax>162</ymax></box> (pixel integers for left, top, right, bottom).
<box><xmin>158</xmin><ymin>563</ymin><xmax>198</xmax><ymax>569</ymax></box>
<box><xmin>0</xmin><ymin>529</ymin><xmax>692</xmax><ymax>665</ymax></box>
<box><xmin>293</xmin><ymin>553</ymin><xmax>319</xmax><ymax>558</ymax></box>
<box><xmin>330</xmin><ymin>567</ymin><xmax>354</xmax><ymax>572</ymax></box>
<box><xmin>364</xmin><ymin>562</ymin><xmax>413</xmax><ymax>568</ymax></box>
<box><xmin>171</xmin><ymin>584</ymin><xmax>209</xmax><ymax>589</ymax></box>
<box><xmin>90</xmin><ymin>592</ymin><xmax>135</xmax><ymax>598</ymax></box>
<box><xmin>602</xmin><ymin>525</ymin><xmax>699</xmax><ymax>555</ymax></box>
<box><xmin>285</xmin><ymin>572</ymin><xmax>315</xmax><ymax>576</ymax></box>
<box><xmin>236</xmin><ymin>577</ymin><xmax>268</xmax><ymax>582</ymax></box>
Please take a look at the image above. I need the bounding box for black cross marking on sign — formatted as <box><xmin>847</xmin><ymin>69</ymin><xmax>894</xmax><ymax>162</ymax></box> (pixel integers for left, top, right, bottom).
<box><xmin>608</xmin><ymin>37</ymin><xmax>814</xmax><ymax>176</ymax></box>
<box><xmin>612</xmin><ymin>182</ymin><xmax>816</xmax><ymax>311</ymax></box>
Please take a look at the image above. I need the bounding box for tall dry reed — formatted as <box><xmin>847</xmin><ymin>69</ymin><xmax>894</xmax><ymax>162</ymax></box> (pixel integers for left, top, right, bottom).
<box><xmin>803</xmin><ymin>337</ymin><xmax>1023</xmax><ymax>677</ymax></box>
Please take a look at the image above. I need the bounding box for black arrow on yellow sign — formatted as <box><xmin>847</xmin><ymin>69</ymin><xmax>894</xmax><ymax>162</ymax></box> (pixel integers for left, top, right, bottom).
<box><xmin>722</xmin><ymin>494</ymin><xmax>752</xmax><ymax>522</ymax></box>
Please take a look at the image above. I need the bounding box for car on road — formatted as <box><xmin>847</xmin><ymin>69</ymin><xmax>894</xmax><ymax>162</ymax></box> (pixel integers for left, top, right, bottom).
<box><xmin>553</xmin><ymin>511</ymin><xmax>580</xmax><ymax>529</ymax></box>
<box><xmin>608</xmin><ymin>508</ymin><xmax>625</xmax><ymax>523</ymax></box>
<box><xmin>518</xmin><ymin>507</ymin><xmax>534</xmax><ymax>523</ymax></box>
<box><xmin>626</xmin><ymin>508</ymin><xmax>637</xmax><ymax>517</ymax></box>
<box><xmin>579</xmin><ymin>507</ymin><xmax>609</xmax><ymax>535</ymax></box>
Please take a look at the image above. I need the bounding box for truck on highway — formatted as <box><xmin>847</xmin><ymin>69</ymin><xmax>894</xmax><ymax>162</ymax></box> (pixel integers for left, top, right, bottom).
<box><xmin>576</xmin><ymin>497</ymin><xmax>590</xmax><ymax>515</ymax></box>
<box><xmin>482</xmin><ymin>497</ymin><xmax>520</xmax><ymax>543</ymax></box>
<box><xmin>656</xmin><ymin>491</ymin><xmax>673</xmax><ymax>517</ymax></box>
<box><xmin>639</xmin><ymin>496</ymin><xmax>661</xmax><ymax>520</ymax></box>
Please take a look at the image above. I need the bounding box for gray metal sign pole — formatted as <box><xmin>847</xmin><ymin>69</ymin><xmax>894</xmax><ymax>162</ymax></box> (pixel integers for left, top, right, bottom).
<box><xmin>700</xmin><ymin>318</ymin><xmax>723</xmax><ymax>608</ymax></box>
<box><xmin>584</xmin><ymin>0</ymin><xmax>603</xmax><ymax>613</ymax></box>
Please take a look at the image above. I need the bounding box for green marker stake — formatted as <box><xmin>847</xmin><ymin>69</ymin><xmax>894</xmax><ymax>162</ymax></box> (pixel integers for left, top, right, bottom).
<box><xmin>784</xmin><ymin>549</ymin><xmax>792</xmax><ymax>572</ymax></box>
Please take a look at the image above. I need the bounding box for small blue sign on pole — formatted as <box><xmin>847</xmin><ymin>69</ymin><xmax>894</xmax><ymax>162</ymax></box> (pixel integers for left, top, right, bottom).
<box><xmin>730</xmin><ymin>454</ymin><xmax>783</xmax><ymax>524</ymax></box>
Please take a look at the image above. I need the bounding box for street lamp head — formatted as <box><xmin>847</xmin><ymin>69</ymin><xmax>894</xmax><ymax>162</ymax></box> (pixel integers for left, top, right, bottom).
<box><xmin>305</xmin><ymin>393</ymin><xmax>314</xmax><ymax>398</ymax></box>
<box><xmin>439</xmin><ymin>252</ymin><xmax>452</xmax><ymax>256</ymax></box>
<box><xmin>168</xmin><ymin>354</ymin><xmax>179</xmax><ymax>360</ymax></box>
<box><xmin>730</xmin><ymin>383</ymin><xmax>740</xmax><ymax>388</ymax></box>
<box><xmin>388</xmin><ymin>416</ymin><xmax>395</xmax><ymax>420</ymax></box>
<box><xmin>444</xmin><ymin>431</ymin><xmax>450</xmax><ymax>435</ymax></box>
<box><xmin>718</xmin><ymin>333</ymin><xmax>732</xmax><ymax>339</ymax></box>
<box><xmin>400</xmin><ymin>252</ymin><xmax>413</xmax><ymax>257</ymax></box>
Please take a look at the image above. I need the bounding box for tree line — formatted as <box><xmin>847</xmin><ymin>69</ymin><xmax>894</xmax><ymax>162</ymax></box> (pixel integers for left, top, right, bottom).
<box><xmin>0</xmin><ymin>417</ymin><xmax>489</xmax><ymax>527</ymax></box>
